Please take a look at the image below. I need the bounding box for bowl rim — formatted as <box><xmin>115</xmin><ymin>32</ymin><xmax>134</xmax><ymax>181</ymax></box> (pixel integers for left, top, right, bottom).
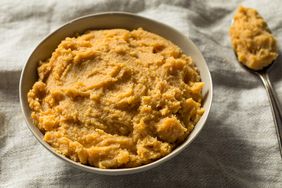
<box><xmin>19</xmin><ymin>11</ymin><xmax>213</xmax><ymax>175</ymax></box>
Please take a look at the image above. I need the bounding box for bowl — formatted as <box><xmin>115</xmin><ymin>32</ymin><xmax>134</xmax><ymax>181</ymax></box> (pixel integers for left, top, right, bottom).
<box><xmin>19</xmin><ymin>12</ymin><xmax>213</xmax><ymax>175</ymax></box>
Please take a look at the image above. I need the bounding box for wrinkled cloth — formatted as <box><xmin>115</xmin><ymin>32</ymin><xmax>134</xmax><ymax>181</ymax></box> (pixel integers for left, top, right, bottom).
<box><xmin>1</xmin><ymin>0</ymin><xmax>282</xmax><ymax>187</ymax></box>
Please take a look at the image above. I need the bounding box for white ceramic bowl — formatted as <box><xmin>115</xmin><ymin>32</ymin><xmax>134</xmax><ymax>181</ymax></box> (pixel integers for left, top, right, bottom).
<box><xmin>19</xmin><ymin>12</ymin><xmax>213</xmax><ymax>175</ymax></box>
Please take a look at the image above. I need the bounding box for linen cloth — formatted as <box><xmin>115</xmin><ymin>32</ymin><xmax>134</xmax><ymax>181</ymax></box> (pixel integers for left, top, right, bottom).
<box><xmin>1</xmin><ymin>0</ymin><xmax>282</xmax><ymax>187</ymax></box>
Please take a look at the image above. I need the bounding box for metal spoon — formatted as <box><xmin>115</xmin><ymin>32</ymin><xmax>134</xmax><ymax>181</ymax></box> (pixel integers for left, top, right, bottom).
<box><xmin>232</xmin><ymin>44</ymin><xmax>282</xmax><ymax>158</ymax></box>
<box><xmin>230</xmin><ymin>15</ymin><xmax>282</xmax><ymax>157</ymax></box>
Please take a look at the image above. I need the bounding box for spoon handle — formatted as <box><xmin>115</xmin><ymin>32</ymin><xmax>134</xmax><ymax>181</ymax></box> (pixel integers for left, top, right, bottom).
<box><xmin>258</xmin><ymin>72</ymin><xmax>282</xmax><ymax>158</ymax></box>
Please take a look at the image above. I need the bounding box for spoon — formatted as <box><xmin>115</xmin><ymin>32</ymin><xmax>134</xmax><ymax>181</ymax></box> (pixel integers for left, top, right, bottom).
<box><xmin>230</xmin><ymin>15</ymin><xmax>282</xmax><ymax>157</ymax></box>
<box><xmin>232</xmin><ymin>44</ymin><xmax>282</xmax><ymax>158</ymax></box>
